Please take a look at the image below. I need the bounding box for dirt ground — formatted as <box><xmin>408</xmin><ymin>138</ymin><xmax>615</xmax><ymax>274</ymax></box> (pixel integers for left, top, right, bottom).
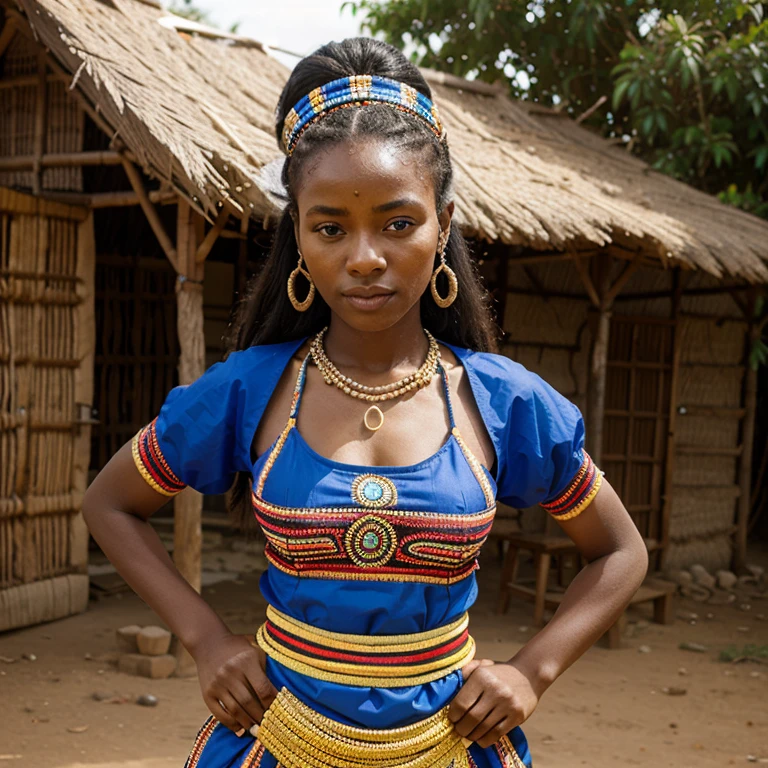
<box><xmin>1</xmin><ymin>538</ymin><xmax>767</xmax><ymax>768</ymax></box>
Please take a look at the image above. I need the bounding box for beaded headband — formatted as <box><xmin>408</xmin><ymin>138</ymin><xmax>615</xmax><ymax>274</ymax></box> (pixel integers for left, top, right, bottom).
<box><xmin>281</xmin><ymin>74</ymin><xmax>445</xmax><ymax>156</ymax></box>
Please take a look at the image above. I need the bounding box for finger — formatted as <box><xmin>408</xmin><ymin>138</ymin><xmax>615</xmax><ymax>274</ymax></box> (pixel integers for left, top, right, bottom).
<box><xmin>217</xmin><ymin>691</ymin><xmax>255</xmax><ymax>735</ymax></box>
<box><xmin>453</xmin><ymin>694</ymin><xmax>495</xmax><ymax>739</ymax></box>
<box><xmin>459</xmin><ymin>657</ymin><xmax>494</xmax><ymax>680</ymax></box>
<box><xmin>477</xmin><ymin>715</ymin><xmax>519</xmax><ymax>750</ymax></box>
<box><xmin>449</xmin><ymin>665</ymin><xmax>492</xmax><ymax>722</ymax></box>
<box><xmin>204</xmin><ymin>694</ymin><xmax>238</xmax><ymax>732</ymax></box>
<box><xmin>229</xmin><ymin>680</ymin><xmax>265</xmax><ymax>727</ymax></box>
<box><xmin>466</xmin><ymin>707</ymin><xmax>506</xmax><ymax>744</ymax></box>
<box><xmin>245</xmin><ymin>652</ymin><xmax>279</xmax><ymax>711</ymax></box>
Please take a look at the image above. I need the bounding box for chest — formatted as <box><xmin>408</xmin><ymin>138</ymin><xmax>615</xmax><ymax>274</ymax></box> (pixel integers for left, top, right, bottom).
<box><xmin>253</xmin><ymin>356</ymin><xmax>495</xmax><ymax>473</ymax></box>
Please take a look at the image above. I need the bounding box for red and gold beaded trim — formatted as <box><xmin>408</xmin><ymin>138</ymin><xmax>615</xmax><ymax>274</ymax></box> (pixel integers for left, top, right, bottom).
<box><xmin>240</xmin><ymin>739</ymin><xmax>268</xmax><ymax>767</ymax></box>
<box><xmin>257</xmin><ymin>606</ymin><xmax>474</xmax><ymax>687</ymax></box>
<box><xmin>252</xmin><ymin>489</ymin><xmax>495</xmax><ymax>584</ymax></box>
<box><xmin>495</xmin><ymin>734</ymin><xmax>528</xmax><ymax>768</ymax></box>
<box><xmin>183</xmin><ymin>715</ymin><xmax>218</xmax><ymax>768</ymax></box>
<box><xmin>131</xmin><ymin>419</ymin><xmax>186</xmax><ymax>496</ymax></box>
<box><xmin>540</xmin><ymin>450</ymin><xmax>603</xmax><ymax>521</ymax></box>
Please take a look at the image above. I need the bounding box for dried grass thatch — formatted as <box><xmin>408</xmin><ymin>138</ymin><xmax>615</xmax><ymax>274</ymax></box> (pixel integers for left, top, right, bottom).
<box><xmin>8</xmin><ymin>0</ymin><xmax>768</xmax><ymax>283</ymax></box>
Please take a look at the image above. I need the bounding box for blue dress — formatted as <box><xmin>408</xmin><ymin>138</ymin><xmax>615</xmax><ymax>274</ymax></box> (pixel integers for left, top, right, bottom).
<box><xmin>132</xmin><ymin>336</ymin><xmax>597</xmax><ymax>768</ymax></box>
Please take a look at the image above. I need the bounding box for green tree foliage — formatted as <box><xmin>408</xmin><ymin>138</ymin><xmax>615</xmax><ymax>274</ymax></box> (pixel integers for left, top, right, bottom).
<box><xmin>346</xmin><ymin>0</ymin><xmax>768</xmax><ymax>218</ymax></box>
<box><xmin>164</xmin><ymin>0</ymin><xmax>211</xmax><ymax>23</ymax></box>
<box><xmin>163</xmin><ymin>1</ymin><xmax>240</xmax><ymax>33</ymax></box>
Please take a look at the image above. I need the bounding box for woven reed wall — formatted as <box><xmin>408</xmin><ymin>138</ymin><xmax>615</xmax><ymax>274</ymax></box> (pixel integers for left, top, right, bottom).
<box><xmin>498</xmin><ymin>259</ymin><xmax>747</xmax><ymax>569</ymax></box>
<box><xmin>503</xmin><ymin>261</ymin><xmax>590</xmax><ymax>407</ymax></box>
<box><xmin>0</xmin><ymin>30</ymin><xmax>84</xmax><ymax>192</ymax></box>
<box><xmin>502</xmin><ymin>260</ymin><xmax>590</xmax><ymax>532</ymax></box>
<box><xmin>664</xmin><ymin>316</ymin><xmax>747</xmax><ymax>572</ymax></box>
<box><xmin>0</xmin><ymin>188</ymin><xmax>93</xmax><ymax>600</ymax></box>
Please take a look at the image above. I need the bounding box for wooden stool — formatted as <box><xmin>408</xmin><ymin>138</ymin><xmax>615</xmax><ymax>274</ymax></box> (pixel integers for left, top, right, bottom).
<box><xmin>495</xmin><ymin>531</ymin><xmax>579</xmax><ymax>626</ymax></box>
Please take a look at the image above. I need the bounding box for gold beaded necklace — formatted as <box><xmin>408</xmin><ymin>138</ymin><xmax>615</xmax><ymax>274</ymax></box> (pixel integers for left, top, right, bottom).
<box><xmin>309</xmin><ymin>327</ymin><xmax>440</xmax><ymax>432</ymax></box>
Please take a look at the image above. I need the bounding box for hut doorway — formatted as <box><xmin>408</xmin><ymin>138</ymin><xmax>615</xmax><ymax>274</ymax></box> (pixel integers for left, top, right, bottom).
<box><xmin>0</xmin><ymin>187</ymin><xmax>93</xmax><ymax>630</ymax></box>
<box><xmin>602</xmin><ymin>316</ymin><xmax>676</xmax><ymax>561</ymax></box>
<box><xmin>91</xmin><ymin>249</ymin><xmax>179</xmax><ymax>473</ymax></box>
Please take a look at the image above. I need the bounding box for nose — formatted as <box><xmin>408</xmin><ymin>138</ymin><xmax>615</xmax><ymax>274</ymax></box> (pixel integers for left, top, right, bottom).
<box><xmin>346</xmin><ymin>235</ymin><xmax>387</xmax><ymax>277</ymax></box>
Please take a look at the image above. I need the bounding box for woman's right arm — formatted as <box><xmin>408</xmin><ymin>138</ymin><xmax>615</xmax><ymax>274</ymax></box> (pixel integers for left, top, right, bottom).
<box><xmin>82</xmin><ymin>441</ymin><xmax>277</xmax><ymax>736</ymax></box>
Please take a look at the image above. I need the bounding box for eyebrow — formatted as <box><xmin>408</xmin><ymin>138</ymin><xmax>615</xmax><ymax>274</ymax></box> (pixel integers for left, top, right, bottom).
<box><xmin>305</xmin><ymin>198</ymin><xmax>422</xmax><ymax>217</ymax></box>
<box><xmin>372</xmin><ymin>198</ymin><xmax>421</xmax><ymax>213</ymax></box>
<box><xmin>306</xmin><ymin>204</ymin><xmax>350</xmax><ymax>217</ymax></box>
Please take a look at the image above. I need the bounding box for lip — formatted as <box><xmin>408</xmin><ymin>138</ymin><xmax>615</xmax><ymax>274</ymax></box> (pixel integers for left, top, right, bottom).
<box><xmin>343</xmin><ymin>293</ymin><xmax>394</xmax><ymax>311</ymax></box>
<box><xmin>342</xmin><ymin>286</ymin><xmax>395</xmax><ymax>298</ymax></box>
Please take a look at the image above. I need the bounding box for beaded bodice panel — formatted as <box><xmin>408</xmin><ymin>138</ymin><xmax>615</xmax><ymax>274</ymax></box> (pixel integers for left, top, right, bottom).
<box><xmin>251</xmin><ymin>354</ymin><xmax>497</xmax><ymax>585</ymax></box>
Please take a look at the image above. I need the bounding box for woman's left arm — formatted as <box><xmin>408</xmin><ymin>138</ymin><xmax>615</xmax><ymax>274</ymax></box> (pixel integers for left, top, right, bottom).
<box><xmin>450</xmin><ymin>477</ymin><xmax>648</xmax><ymax>747</ymax></box>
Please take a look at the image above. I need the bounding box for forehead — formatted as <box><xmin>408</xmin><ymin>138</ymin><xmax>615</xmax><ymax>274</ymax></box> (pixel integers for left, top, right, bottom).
<box><xmin>294</xmin><ymin>139</ymin><xmax>435</xmax><ymax>209</ymax></box>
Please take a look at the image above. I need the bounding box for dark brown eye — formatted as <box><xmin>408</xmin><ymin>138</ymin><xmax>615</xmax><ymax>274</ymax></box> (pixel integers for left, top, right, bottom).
<box><xmin>386</xmin><ymin>220</ymin><xmax>413</xmax><ymax>232</ymax></box>
<box><xmin>318</xmin><ymin>224</ymin><xmax>343</xmax><ymax>237</ymax></box>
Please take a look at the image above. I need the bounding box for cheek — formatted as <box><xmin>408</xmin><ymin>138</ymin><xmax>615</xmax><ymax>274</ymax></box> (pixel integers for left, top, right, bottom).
<box><xmin>401</xmin><ymin>239</ymin><xmax>437</xmax><ymax>284</ymax></box>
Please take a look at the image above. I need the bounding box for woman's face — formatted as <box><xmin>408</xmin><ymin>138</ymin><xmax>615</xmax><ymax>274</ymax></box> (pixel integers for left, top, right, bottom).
<box><xmin>293</xmin><ymin>138</ymin><xmax>453</xmax><ymax>333</ymax></box>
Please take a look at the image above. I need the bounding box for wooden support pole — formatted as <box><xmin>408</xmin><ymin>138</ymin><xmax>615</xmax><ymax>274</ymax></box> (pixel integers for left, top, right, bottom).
<box><xmin>508</xmin><ymin>250</ymin><xmax>599</xmax><ymax>267</ymax></box>
<box><xmin>659</xmin><ymin>269</ymin><xmax>684</xmax><ymax>570</ymax></box>
<box><xmin>587</xmin><ymin>304</ymin><xmax>611</xmax><ymax>466</ymax></box>
<box><xmin>572</xmin><ymin>253</ymin><xmax>601</xmax><ymax>308</ymax></box>
<box><xmin>70</xmin><ymin>212</ymin><xmax>96</xmax><ymax>575</ymax></box>
<box><xmin>236</xmin><ymin>213</ymin><xmax>249</xmax><ymax>299</ymax></box>
<box><xmin>120</xmin><ymin>158</ymin><xmax>179</xmax><ymax>272</ymax></box>
<box><xmin>603</xmin><ymin>252</ymin><xmax>643</xmax><ymax>307</ymax></box>
<box><xmin>0</xmin><ymin>151</ymin><xmax>123</xmax><ymax>171</ymax></box>
<box><xmin>734</xmin><ymin>298</ymin><xmax>760</xmax><ymax>572</ymax></box>
<box><xmin>735</xmin><ymin>362</ymin><xmax>757</xmax><ymax>571</ymax></box>
<box><xmin>32</xmin><ymin>51</ymin><xmax>47</xmax><ymax>195</ymax></box>
<box><xmin>571</xmin><ymin>253</ymin><xmax>613</xmax><ymax>464</ymax></box>
<box><xmin>36</xmin><ymin>188</ymin><xmax>176</xmax><ymax>209</ymax></box>
<box><xmin>0</xmin><ymin>72</ymin><xmax>69</xmax><ymax>89</ymax></box>
<box><xmin>92</xmin><ymin>189</ymin><xmax>177</xmax><ymax>208</ymax></box>
<box><xmin>195</xmin><ymin>206</ymin><xmax>229</xmax><ymax>263</ymax></box>
<box><xmin>574</xmin><ymin>250</ymin><xmax>647</xmax><ymax>466</ymax></box>
<box><xmin>172</xmin><ymin>200</ymin><xmax>206</xmax><ymax>676</ymax></box>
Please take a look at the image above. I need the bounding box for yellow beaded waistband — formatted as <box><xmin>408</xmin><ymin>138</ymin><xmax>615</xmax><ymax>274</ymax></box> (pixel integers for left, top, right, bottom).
<box><xmin>255</xmin><ymin>686</ymin><xmax>472</xmax><ymax>768</ymax></box>
<box><xmin>256</xmin><ymin>606</ymin><xmax>476</xmax><ymax>688</ymax></box>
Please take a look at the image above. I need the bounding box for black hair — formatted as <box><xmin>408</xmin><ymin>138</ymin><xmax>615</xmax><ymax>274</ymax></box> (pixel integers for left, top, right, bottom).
<box><xmin>226</xmin><ymin>37</ymin><xmax>500</xmax><ymax>529</ymax></box>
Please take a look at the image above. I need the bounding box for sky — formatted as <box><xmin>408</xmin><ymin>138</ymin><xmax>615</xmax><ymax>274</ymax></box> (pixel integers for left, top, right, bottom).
<box><xmin>191</xmin><ymin>1</ymin><xmax>366</xmax><ymax>68</ymax></box>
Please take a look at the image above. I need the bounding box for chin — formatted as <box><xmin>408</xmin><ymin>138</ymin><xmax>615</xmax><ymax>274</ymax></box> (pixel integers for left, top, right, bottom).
<box><xmin>332</xmin><ymin>305</ymin><xmax>408</xmax><ymax>334</ymax></box>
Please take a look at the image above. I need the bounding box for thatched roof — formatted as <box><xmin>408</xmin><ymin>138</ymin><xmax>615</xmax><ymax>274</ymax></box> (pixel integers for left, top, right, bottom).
<box><xmin>7</xmin><ymin>0</ymin><xmax>768</xmax><ymax>282</ymax></box>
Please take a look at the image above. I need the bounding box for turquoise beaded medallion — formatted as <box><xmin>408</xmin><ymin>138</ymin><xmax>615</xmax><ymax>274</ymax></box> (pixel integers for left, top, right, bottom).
<box><xmin>344</xmin><ymin>515</ymin><xmax>397</xmax><ymax>567</ymax></box>
<box><xmin>351</xmin><ymin>474</ymin><xmax>397</xmax><ymax>509</ymax></box>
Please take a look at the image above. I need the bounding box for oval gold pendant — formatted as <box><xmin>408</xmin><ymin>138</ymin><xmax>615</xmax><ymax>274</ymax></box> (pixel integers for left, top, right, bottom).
<box><xmin>430</xmin><ymin>262</ymin><xmax>458</xmax><ymax>308</ymax></box>
<box><xmin>363</xmin><ymin>405</ymin><xmax>384</xmax><ymax>432</ymax></box>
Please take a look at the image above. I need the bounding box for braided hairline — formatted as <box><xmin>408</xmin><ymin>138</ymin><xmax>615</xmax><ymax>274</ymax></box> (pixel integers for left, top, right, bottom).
<box><xmin>282</xmin><ymin>104</ymin><xmax>454</xmax><ymax>215</ymax></box>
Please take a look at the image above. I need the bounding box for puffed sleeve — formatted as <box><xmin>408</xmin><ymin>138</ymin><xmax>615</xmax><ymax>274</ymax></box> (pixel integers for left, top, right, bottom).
<box><xmin>131</xmin><ymin>354</ymin><xmax>247</xmax><ymax>496</ymax></box>
<box><xmin>495</xmin><ymin>367</ymin><xmax>602</xmax><ymax>520</ymax></box>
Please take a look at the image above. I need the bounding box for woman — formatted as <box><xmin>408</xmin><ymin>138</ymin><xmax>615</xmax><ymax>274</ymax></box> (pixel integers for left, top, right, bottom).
<box><xmin>83</xmin><ymin>37</ymin><xmax>648</xmax><ymax>768</ymax></box>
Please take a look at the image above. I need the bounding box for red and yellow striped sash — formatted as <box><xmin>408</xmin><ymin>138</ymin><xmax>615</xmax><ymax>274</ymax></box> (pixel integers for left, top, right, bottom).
<box><xmin>256</xmin><ymin>606</ymin><xmax>475</xmax><ymax>688</ymax></box>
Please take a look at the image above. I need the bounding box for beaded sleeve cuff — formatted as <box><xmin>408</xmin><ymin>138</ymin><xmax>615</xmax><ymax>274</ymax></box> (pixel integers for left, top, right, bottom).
<box><xmin>540</xmin><ymin>450</ymin><xmax>603</xmax><ymax>521</ymax></box>
<box><xmin>131</xmin><ymin>419</ymin><xmax>186</xmax><ymax>496</ymax></box>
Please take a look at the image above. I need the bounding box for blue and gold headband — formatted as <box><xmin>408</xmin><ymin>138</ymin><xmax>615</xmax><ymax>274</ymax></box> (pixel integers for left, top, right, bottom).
<box><xmin>281</xmin><ymin>75</ymin><xmax>445</xmax><ymax>156</ymax></box>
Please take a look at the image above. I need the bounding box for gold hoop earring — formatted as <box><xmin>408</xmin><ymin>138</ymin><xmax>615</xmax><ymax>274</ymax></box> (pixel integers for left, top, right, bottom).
<box><xmin>287</xmin><ymin>250</ymin><xmax>315</xmax><ymax>312</ymax></box>
<box><xmin>430</xmin><ymin>228</ymin><xmax>458</xmax><ymax>308</ymax></box>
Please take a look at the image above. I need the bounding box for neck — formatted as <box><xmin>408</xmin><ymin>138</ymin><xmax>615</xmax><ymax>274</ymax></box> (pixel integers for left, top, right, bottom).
<box><xmin>323</xmin><ymin>308</ymin><xmax>429</xmax><ymax>377</ymax></box>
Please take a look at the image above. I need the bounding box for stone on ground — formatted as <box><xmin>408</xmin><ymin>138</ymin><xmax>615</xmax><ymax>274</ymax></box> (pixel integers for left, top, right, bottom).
<box><xmin>136</xmin><ymin>626</ymin><xmax>172</xmax><ymax>656</ymax></box>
